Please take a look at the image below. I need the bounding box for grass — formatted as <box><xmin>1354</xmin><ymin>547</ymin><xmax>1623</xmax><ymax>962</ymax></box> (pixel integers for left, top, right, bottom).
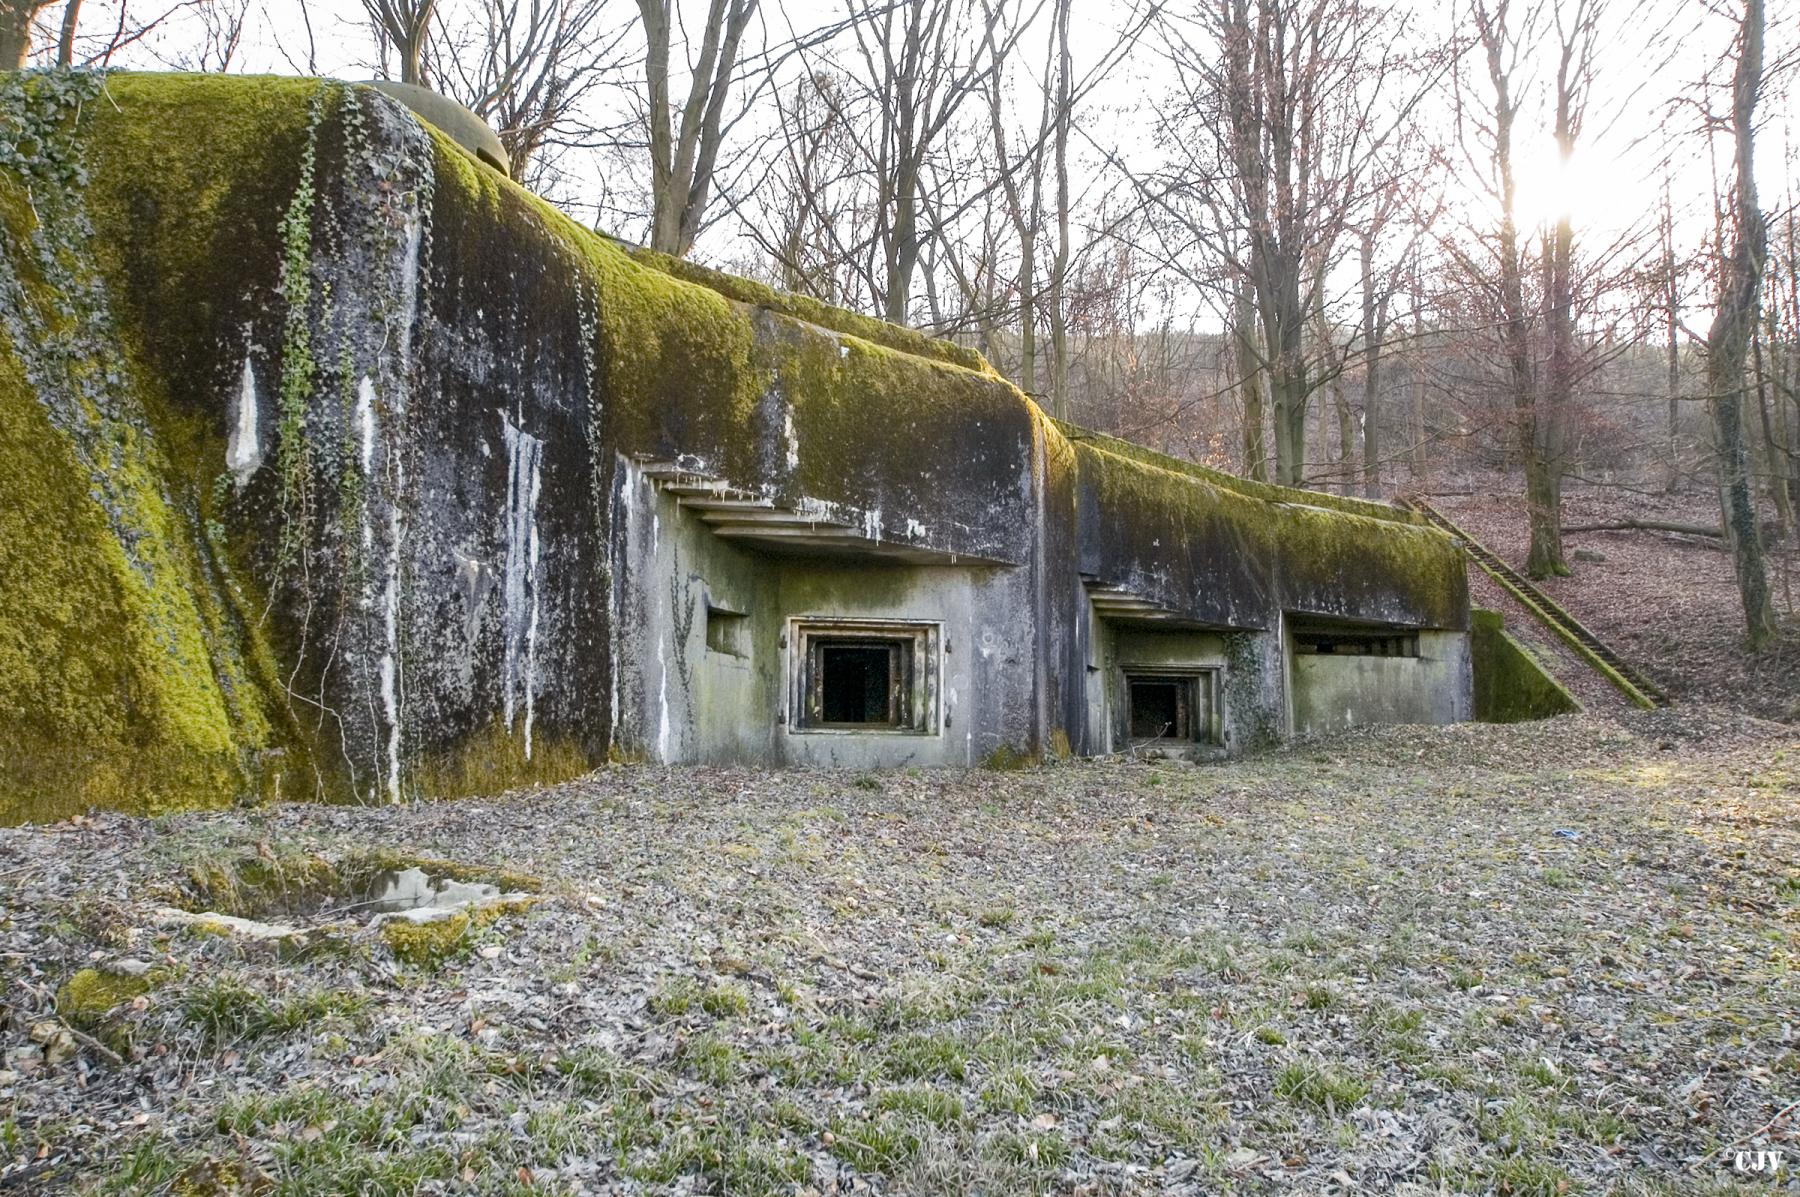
<box><xmin>873</xmin><ymin>1084</ymin><xmax>966</xmax><ymax>1127</ymax></box>
<box><xmin>18</xmin><ymin>717</ymin><xmax>1800</xmax><ymax>1195</ymax></box>
<box><xmin>182</xmin><ymin>979</ymin><xmax>366</xmax><ymax>1048</ymax></box>
<box><xmin>1274</xmin><ymin>1061</ymin><xmax>1371</xmax><ymax>1113</ymax></box>
<box><xmin>883</xmin><ymin>1031</ymin><xmax>968</xmax><ymax>1081</ymax></box>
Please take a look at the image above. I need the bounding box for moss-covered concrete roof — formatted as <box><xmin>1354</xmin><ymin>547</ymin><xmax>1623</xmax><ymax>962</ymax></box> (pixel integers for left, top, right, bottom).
<box><xmin>0</xmin><ymin>70</ymin><xmax>1469</xmax><ymax>821</ymax></box>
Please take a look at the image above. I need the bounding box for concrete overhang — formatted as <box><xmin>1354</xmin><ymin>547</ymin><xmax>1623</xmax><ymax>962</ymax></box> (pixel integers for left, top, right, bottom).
<box><xmin>1083</xmin><ymin>576</ymin><xmax>1258</xmax><ymax>631</ymax></box>
<box><xmin>642</xmin><ymin>460</ymin><xmax>1016</xmax><ymax>566</ymax></box>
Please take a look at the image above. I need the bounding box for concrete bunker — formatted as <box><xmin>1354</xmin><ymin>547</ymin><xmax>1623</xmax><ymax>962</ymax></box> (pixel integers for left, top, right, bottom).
<box><xmin>0</xmin><ymin>73</ymin><xmax>1498</xmax><ymax>821</ymax></box>
<box><xmin>1084</xmin><ymin>614</ymin><xmax>1237</xmax><ymax>760</ymax></box>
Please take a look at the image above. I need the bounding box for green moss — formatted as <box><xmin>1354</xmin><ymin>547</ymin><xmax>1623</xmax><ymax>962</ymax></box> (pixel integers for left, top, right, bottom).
<box><xmin>343</xmin><ymin>850</ymin><xmax>541</xmax><ymax>896</ymax></box>
<box><xmin>180</xmin><ymin>850</ymin><xmax>343</xmax><ymax>918</ymax></box>
<box><xmin>414</xmin><ymin>119</ymin><xmax>769</xmax><ymax>478</ymax></box>
<box><xmin>1470</xmin><ymin>609</ymin><xmax>1582</xmax><ymax>722</ymax></box>
<box><xmin>0</xmin><ymin>72</ymin><xmax>325</xmax><ymax>824</ymax></box>
<box><xmin>983</xmin><ymin>744</ymin><xmax>1036</xmax><ymax>771</ymax></box>
<box><xmin>763</xmin><ymin>324</ymin><xmax>1030</xmax><ymax>514</ymax></box>
<box><xmin>1056</xmin><ymin>419</ymin><xmax>1420</xmax><ymax>526</ymax></box>
<box><xmin>1076</xmin><ymin>441</ymin><xmax>1467</xmax><ymax>630</ymax></box>
<box><xmin>421</xmin><ymin>109</ymin><xmax>1026</xmax><ymax>512</ymax></box>
<box><xmin>380</xmin><ymin>898</ymin><xmax>533</xmax><ymax>969</ymax></box>
<box><xmin>409</xmin><ymin>720</ymin><xmax>594</xmax><ymax>801</ymax></box>
<box><xmin>620</xmin><ymin>243</ymin><xmax>991</xmax><ymax>373</ymax></box>
<box><xmin>56</xmin><ymin>967</ymin><xmax>157</xmax><ymax>1025</ymax></box>
<box><xmin>178</xmin><ymin>846</ymin><xmax>540</xmax><ymax>923</ymax></box>
<box><xmin>0</xmin><ymin>300</ymin><xmax>241</xmax><ymax>822</ymax></box>
<box><xmin>381</xmin><ymin>913</ymin><xmax>473</xmax><ymax>968</ymax></box>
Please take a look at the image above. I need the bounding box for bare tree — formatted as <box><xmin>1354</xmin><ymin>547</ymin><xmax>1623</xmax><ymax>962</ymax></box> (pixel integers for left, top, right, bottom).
<box><xmin>981</xmin><ymin>0</ymin><xmax>1050</xmax><ymax>396</ymax></box>
<box><xmin>21</xmin><ymin>0</ymin><xmax>229</xmax><ymax>69</ymax></box>
<box><xmin>429</xmin><ymin>0</ymin><xmax>629</xmax><ymax>187</ymax></box>
<box><xmin>839</xmin><ymin>0</ymin><xmax>1018</xmax><ymax>324</ymax></box>
<box><xmin>1230</xmin><ymin>272</ymin><xmax>1270</xmax><ymax>479</ymax></box>
<box><xmin>1655</xmin><ymin>179</ymin><xmax>1684</xmax><ymax>491</ymax></box>
<box><xmin>1356</xmin><ymin>184</ymin><xmax>1424</xmax><ymax>496</ymax></box>
<box><xmin>741</xmin><ymin>69</ymin><xmax>867</xmax><ymax>300</ymax></box>
<box><xmin>1451</xmin><ymin>0</ymin><xmax>1631</xmax><ymax>578</ymax></box>
<box><xmin>1</xmin><ymin>1</ymin><xmax>54</xmax><ymax>68</ymax></box>
<box><xmin>637</xmin><ymin>0</ymin><xmax>758</xmax><ymax>257</ymax></box>
<box><xmin>977</xmin><ymin>0</ymin><xmax>1147</xmax><ymax>414</ymax></box>
<box><xmin>1142</xmin><ymin>0</ymin><xmax>1437</xmax><ymax>486</ymax></box>
<box><xmin>1527</xmin><ymin>0</ymin><xmax>1617</xmax><ymax>576</ymax></box>
<box><xmin>363</xmin><ymin>0</ymin><xmax>439</xmax><ymax>86</ymax></box>
<box><xmin>54</xmin><ymin>0</ymin><xmax>77</xmax><ymax>63</ymax></box>
<box><xmin>1044</xmin><ymin>0</ymin><xmax>1073</xmax><ymax>418</ymax></box>
<box><xmin>157</xmin><ymin>0</ymin><xmax>249</xmax><ymax>71</ymax></box>
<box><xmin>1701</xmin><ymin>0</ymin><xmax>1776</xmax><ymax>645</ymax></box>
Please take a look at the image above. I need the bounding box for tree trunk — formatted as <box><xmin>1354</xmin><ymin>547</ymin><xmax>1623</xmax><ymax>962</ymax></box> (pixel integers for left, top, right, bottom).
<box><xmin>1233</xmin><ymin>278</ymin><xmax>1268</xmax><ymax>482</ymax></box>
<box><xmin>397</xmin><ymin>1</ymin><xmax>436</xmax><ymax>85</ymax></box>
<box><xmin>1661</xmin><ymin>186</ymin><xmax>1683</xmax><ymax>492</ymax></box>
<box><xmin>1705</xmin><ymin>0</ymin><xmax>1777</xmax><ymax>646</ymax></box>
<box><xmin>1784</xmin><ymin>210</ymin><xmax>1800</xmax><ymax>511</ymax></box>
<box><xmin>1334</xmin><ymin>379</ymin><xmax>1354</xmax><ymax>492</ymax></box>
<box><xmin>1271</xmin><ymin>369</ymin><xmax>1309</xmax><ymax>487</ymax></box>
<box><xmin>55</xmin><ymin>0</ymin><xmax>77</xmax><ymax>65</ymax></box>
<box><xmin>1359</xmin><ymin>231</ymin><xmax>1386</xmax><ymax>497</ymax></box>
<box><xmin>1265</xmin><ymin>276</ymin><xmax>1309</xmax><ymax>487</ymax></box>
<box><xmin>640</xmin><ymin>0</ymin><xmax>755</xmax><ymax>259</ymax></box>
<box><xmin>1480</xmin><ymin>1</ymin><xmax>1566</xmax><ymax>578</ymax></box>
<box><xmin>1408</xmin><ymin>256</ymin><xmax>1427</xmax><ymax>478</ymax></box>
<box><xmin>1018</xmin><ymin>229</ymin><xmax>1036</xmax><ymax>396</ymax></box>
<box><xmin>883</xmin><ymin>153</ymin><xmax>920</xmax><ymax>324</ymax></box>
<box><xmin>1530</xmin><ymin>61</ymin><xmax>1579</xmax><ymax>577</ymax></box>
<box><xmin>1</xmin><ymin>1</ymin><xmax>45</xmax><ymax>68</ymax></box>
<box><xmin>1754</xmin><ymin>317</ymin><xmax>1794</xmax><ymax>533</ymax></box>
<box><xmin>1563</xmin><ymin>518</ymin><xmax>1724</xmax><ymax>538</ymax></box>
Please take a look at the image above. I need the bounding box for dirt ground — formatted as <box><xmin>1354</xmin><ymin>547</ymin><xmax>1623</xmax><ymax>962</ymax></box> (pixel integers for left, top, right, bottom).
<box><xmin>3</xmin><ymin>708</ymin><xmax>1796</xmax><ymax>1195</ymax></box>
<box><xmin>1432</xmin><ymin>477</ymin><xmax>1800</xmax><ymax>722</ymax></box>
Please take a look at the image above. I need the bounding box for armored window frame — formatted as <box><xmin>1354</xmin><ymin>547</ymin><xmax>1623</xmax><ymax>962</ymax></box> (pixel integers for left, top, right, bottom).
<box><xmin>1120</xmin><ymin>667</ymin><xmax>1220</xmax><ymax>747</ymax></box>
<box><xmin>788</xmin><ymin>619</ymin><xmax>941</xmax><ymax>735</ymax></box>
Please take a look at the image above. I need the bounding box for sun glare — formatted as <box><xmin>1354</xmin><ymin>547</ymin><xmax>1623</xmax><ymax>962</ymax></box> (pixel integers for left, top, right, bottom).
<box><xmin>1507</xmin><ymin>137</ymin><xmax>1617</xmax><ymax>233</ymax></box>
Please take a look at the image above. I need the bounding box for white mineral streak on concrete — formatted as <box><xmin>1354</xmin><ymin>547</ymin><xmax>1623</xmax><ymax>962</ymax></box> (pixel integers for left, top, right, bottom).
<box><xmin>379</xmin><ymin>209</ymin><xmax>424</xmax><ymax>806</ymax></box>
<box><xmin>381</xmin><ymin>462</ymin><xmax>404</xmax><ymax>803</ymax></box>
<box><xmin>609</xmin><ymin>459</ymin><xmax>636</xmax><ymax>739</ymax></box>
<box><xmin>397</xmin><ymin>214</ymin><xmax>422</xmax><ymax>361</ymax></box>
<box><xmin>357</xmin><ymin>377</ymin><xmax>377</xmax><ymax>472</ymax></box>
<box><xmin>783</xmin><ymin>405</ymin><xmax>800</xmax><ymax>471</ymax></box>
<box><xmin>501</xmin><ymin>412</ymin><xmax>544</xmax><ymax>755</ymax></box>
<box><xmin>656</xmin><ymin>638</ymin><xmax>672</xmax><ymax>762</ymax></box>
<box><xmin>525</xmin><ymin>433</ymin><xmax>544</xmax><ymax>761</ymax></box>
<box><xmin>226</xmin><ymin>355</ymin><xmax>261</xmax><ymax>487</ymax></box>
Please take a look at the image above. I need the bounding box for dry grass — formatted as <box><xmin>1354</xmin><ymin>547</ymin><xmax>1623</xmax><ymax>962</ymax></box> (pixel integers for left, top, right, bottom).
<box><xmin>1</xmin><ymin>707</ymin><xmax>1795</xmax><ymax>1194</ymax></box>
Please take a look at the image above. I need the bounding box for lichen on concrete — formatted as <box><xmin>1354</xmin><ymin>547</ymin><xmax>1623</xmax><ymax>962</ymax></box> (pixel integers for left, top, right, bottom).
<box><xmin>1470</xmin><ymin>608</ymin><xmax>1582</xmax><ymax>722</ymax></box>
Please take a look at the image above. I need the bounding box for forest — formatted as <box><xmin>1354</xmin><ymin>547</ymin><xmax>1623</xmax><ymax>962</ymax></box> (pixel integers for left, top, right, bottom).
<box><xmin>5</xmin><ymin>0</ymin><xmax>1797</xmax><ymax>654</ymax></box>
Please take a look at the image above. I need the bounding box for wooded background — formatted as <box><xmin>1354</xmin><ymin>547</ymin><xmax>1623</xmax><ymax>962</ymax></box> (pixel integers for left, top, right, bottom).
<box><xmin>4</xmin><ymin>0</ymin><xmax>1796</xmax><ymax>642</ymax></box>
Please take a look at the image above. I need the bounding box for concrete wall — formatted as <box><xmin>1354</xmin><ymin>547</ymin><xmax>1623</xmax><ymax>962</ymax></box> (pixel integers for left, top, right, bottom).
<box><xmin>618</xmin><ymin>456</ymin><xmax>1476</xmax><ymax>768</ymax></box>
<box><xmin>1288</xmin><ymin>630</ymin><xmax>1472</xmax><ymax>737</ymax></box>
<box><xmin>1469</xmin><ymin>609</ymin><xmax>1582</xmax><ymax>722</ymax></box>
<box><xmin>1085</xmin><ymin>622</ymin><xmax>1237</xmax><ymax>757</ymax></box>
<box><xmin>618</xmin><ymin>477</ymin><xmax>1050</xmax><ymax>768</ymax></box>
